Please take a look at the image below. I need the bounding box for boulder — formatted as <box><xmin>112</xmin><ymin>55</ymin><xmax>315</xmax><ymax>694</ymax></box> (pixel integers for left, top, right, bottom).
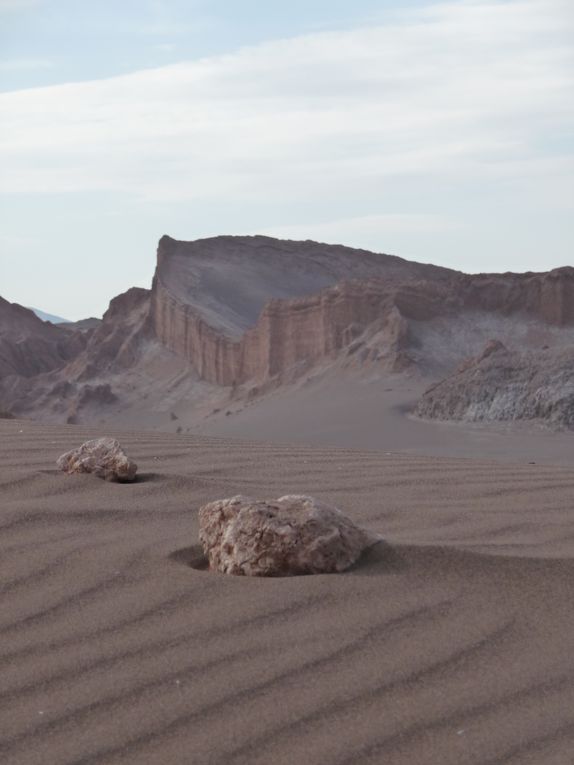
<box><xmin>57</xmin><ymin>437</ymin><xmax>137</xmax><ymax>482</ymax></box>
<box><xmin>198</xmin><ymin>494</ymin><xmax>380</xmax><ymax>576</ymax></box>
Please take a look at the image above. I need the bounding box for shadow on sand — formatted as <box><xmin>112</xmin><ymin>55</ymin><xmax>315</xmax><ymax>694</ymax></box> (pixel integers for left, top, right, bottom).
<box><xmin>169</xmin><ymin>539</ymin><xmax>407</xmax><ymax>577</ymax></box>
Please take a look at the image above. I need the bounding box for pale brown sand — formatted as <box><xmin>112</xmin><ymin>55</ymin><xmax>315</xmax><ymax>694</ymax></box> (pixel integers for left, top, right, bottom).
<box><xmin>1</xmin><ymin>418</ymin><xmax>573</xmax><ymax>765</ymax></box>
<box><xmin>199</xmin><ymin>375</ymin><xmax>574</xmax><ymax>466</ymax></box>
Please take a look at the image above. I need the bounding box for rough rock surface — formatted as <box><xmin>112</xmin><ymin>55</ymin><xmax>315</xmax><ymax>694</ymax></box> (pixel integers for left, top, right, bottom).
<box><xmin>198</xmin><ymin>494</ymin><xmax>380</xmax><ymax>576</ymax></box>
<box><xmin>151</xmin><ymin>235</ymin><xmax>451</xmax><ymax>385</ymax></box>
<box><xmin>57</xmin><ymin>437</ymin><xmax>137</xmax><ymax>481</ymax></box>
<box><xmin>0</xmin><ymin>287</ymin><xmax>152</xmax><ymax>423</ymax></box>
<box><xmin>416</xmin><ymin>342</ymin><xmax>574</xmax><ymax>429</ymax></box>
<box><xmin>3</xmin><ymin>235</ymin><xmax>574</xmax><ymax>428</ymax></box>
<box><xmin>0</xmin><ymin>296</ymin><xmax>86</xmax><ymax>379</ymax></box>
<box><xmin>151</xmin><ymin>236</ymin><xmax>574</xmax><ymax>387</ymax></box>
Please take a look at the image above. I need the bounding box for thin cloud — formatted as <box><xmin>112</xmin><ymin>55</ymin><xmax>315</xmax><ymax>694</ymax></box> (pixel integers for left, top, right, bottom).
<box><xmin>0</xmin><ymin>58</ymin><xmax>54</xmax><ymax>71</ymax></box>
<box><xmin>0</xmin><ymin>0</ymin><xmax>572</xmax><ymax>208</ymax></box>
<box><xmin>259</xmin><ymin>214</ymin><xmax>462</xmax><ymax>249</ymax></box>
<box><xmin>0</xmin><ymin>0</ymin><xmax>42</xmax><ymax>10</ymax></box>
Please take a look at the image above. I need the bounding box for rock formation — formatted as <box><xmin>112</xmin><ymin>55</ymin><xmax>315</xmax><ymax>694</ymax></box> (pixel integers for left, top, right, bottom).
<box><xmin>416</xmin><ymin>342</ymin><xmax>574</xmax><ymax>429</ymax></box>
<box><xmin>57</xmin><ymin>437</ymin><xmax>137</xmax><ymax>481</ymax></box>
<box><xmin>3</xmin><ymin>234</ymin><xmax>574</xmax><ymax>429</ymax></box>
<box><xmin>0</xmin><ymin>287</ymin><xmax>153</xmax><ymax>423</ymax></box>
<box><xmin>150</xmin><ymin>235</ymin><xmax>452</xmax><ymax>385</ymax></box>
<box><xmin>150</xmin><ymin>237</ymin><xmax>574</xmax><ymax>387</ymax></box>
<box><xmin>0</xmin><ymin>296</ymin><xmax>86</xmax><ymax>378</ymax></box>
<box><xmin>198</xmin><ymin>494</ymin><xmax>380</xmax><ymax>576</ymax></box>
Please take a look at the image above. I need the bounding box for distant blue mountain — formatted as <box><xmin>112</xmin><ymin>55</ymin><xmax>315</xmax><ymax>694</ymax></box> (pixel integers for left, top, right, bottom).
<box><xmin>29</xmin><ymin>308</ymin><xmax>71</xmax><ymax>324</ymax></box>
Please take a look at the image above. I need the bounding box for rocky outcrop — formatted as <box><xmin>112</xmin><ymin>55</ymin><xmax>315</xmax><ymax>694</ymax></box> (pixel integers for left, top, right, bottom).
<box><xmin>153</xmin><ymin>280</ymin><xmax>415</xmax><ymax>385</ymax></box>
<box><xmin>4</xmin><ymin>234</ymin><xmax>574</xmax><ymax>429</ymax></box>
<box><xmin>72</xmin><ymin>287</ymin><xmax>152</xmax><ymax>380</ymax></box>
<box><xmin>0</xmin><ymin>287</ymin><xmax>151</xmax><ymax>422</ymax></box>
<box><xmin>416</xmin><ymin>342</ymin><xmax>574</xmax><ymax>429</ymax></box>
<box><xmin>150</xmin><ymin>235</ymin><xmax>452</xmax><ymax>386</ymax></box>
<box><xmin>0</xmin><ymin>297</ymin><xmax>86</xmax><ymax>378</ymax></box>
<box><xmin>198</xmin><ymin>494</ymin><xmax>380</xmax><ymax>576</ymax></box>
<box><xmin>57</xmin><ymin>437</ymin><xmax>137</xmax><ymax>481</ymax></box>
<box><xmin>150</xmin><ymin>237</ymin><xmax>574</xmax><ymax>388</ymax></box>
<box><xmin>452</xmin><ymin>268</ymin><xmax>574</xmax><ymax>326</ymax></box>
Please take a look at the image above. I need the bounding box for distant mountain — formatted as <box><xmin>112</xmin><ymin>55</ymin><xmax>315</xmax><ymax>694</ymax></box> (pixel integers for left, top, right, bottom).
<box><xmin>30</xmin><ymin>308</ymin><xmax>71</xmax><ymax>324</ymax></box>
<box><xmin>2</xmin><ymin>235</ymin><xmax>574</xmax><ymax>431</ymax></box>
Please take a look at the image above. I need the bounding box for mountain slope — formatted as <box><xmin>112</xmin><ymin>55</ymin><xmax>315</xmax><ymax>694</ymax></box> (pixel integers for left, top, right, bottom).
<box><xmin>0</xmin><ymin>297</ymin><xmax>85</xmax><ymax>379</ymax></box>
<box><xmin>2</xmin><ymin>235</ymin><xmax>574</xmax><ymax>433</ymax></box>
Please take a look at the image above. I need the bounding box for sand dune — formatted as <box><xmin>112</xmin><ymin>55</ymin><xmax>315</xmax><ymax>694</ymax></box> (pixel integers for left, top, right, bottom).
<box><xmin>1</xmin><ymin>418</ymin><xmax>573</xmax><ymax>764</ymax></box>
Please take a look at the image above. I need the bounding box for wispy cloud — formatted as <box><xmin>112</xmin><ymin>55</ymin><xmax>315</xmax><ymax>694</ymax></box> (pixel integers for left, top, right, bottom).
<box><xmin>0</xmin><ymin>0</ymin><xmax>41</xmax><ymax>11</ymax></box>
<box><xmin>0</xmin><ymin>57</ymin><xmax>53</xmax><ymax>71</ymax></box>
<box><xmin>0</xmin><ymin>0</ymin><xmax>572</xmax><ymax>211</ymax></box>
<box><xmin>153</xmin><ymin>42</ymin><xmax>177</xmax><ymax>53</ymax></box>
<box><xmin>261</xmin><ymin>213</ymin><xmax>461</xmax><ymax>245</ymax></box>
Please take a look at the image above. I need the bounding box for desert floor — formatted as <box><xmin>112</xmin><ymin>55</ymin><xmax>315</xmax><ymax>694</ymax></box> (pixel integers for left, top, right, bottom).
<box><xmin>198</xmin><ymin>375</ymin><xmax>574</xmax><ymax>466</ymax></box>
<box><xmin>1</xmin><ymin>418</ymin><xmax>573</xmax><ymax>764</ymax></box>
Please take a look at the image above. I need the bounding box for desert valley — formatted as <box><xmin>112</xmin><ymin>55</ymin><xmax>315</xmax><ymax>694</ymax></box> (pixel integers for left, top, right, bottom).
<box><xmin>3</xmin><ymin>235</ymin><xmax>574</xmax><ymax>455</ymax></box>
<box><xmin>3</xmin><ymin>0</ymin><xmax>574</xmax><ymax>760</ymax></box>
<box><xmin>1</xmin><ymin>235</ymin><xmax>574</xmax><ymax>764</ymax></box>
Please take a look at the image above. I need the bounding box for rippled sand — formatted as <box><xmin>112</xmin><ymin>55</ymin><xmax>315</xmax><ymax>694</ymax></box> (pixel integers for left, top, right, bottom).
<box><xmin>1</xmin><ymin>419</ymin><xmax>573</xmax><ymax>765</ymax></box>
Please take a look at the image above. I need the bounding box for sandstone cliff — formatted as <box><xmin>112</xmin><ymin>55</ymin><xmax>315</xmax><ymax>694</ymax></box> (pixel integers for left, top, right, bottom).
<box><xmin>3</xmin><ymin>234</ymin><xmax>574</xmax><ymax>430</ymax></box>
<box><xmin>150</xmin><ymin>237</ymin><xmax>574</xmax><ymax>387</ymax></box>
<box><xmin>150</xmin><ymin>235</ymin><xmax>451</xmax><ymax>385</ymax></box>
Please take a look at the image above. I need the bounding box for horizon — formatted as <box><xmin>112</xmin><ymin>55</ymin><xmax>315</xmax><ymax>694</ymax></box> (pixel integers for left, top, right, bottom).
<box><xmin>1</xmin><ymin>0</ymin><xmax>573</xmax><ymax>320</ymax></box>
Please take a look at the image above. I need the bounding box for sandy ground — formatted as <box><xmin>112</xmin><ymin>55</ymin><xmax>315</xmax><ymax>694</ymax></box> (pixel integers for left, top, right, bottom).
<box><xmin>198</xmin><ymin>374</ymin><xmax>574</xmax><ymax>466</ymax></box>
<box><xmin>1</xmin><ymin>418</ymin><xmax>574</xmax><ymax>765</ymax></box>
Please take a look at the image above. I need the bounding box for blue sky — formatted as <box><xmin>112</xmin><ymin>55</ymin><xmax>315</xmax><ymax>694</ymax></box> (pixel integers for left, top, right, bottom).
<box><xmin>1</xmin><ymin>0</ymin><xmax>573</xmax><ymax>319</ymax></box>
<box><xmin>0</xmin><ymin>0</ymin><xmax>433</xmax><ymax>91</ymax></box>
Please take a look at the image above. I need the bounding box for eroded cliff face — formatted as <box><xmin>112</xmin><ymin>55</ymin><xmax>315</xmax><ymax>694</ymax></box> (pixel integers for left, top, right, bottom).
<box><xmin>4</xmin><ymin>234</ymin><xmax>574</xmax><ymax>428</ymax></box>
<box><xmin>151</xmin><ymin>276</ymin><xmax>239</xmax><ymax>385</ymax></box>
<box><xmin>150</xmin><ymin>241</ymin><xmax>574</xmax><ymax>389</ymax></box>
<box><xmin>151</xmin><ymin>276</ymin><xmax>416</xmax><ymax>386</ymax></box>
<box><xmin>452</xmin><ymin>268</ymin><xmax>574</xmax><ymax>326</ymax></box>
<box><xmin>149</xmin><ymin>235</ymin><xmax>453</xmax><ymax>386</ymax></box>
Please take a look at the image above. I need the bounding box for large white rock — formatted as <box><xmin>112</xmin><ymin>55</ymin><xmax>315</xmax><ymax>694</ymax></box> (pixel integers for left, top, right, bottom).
<box><xmin>57</xmin><ymin>437</ymin><xmax>137</xmax><ymax>482</ymax></box>
<box><xmin>198</xmin><ymin>494</ymin><xmax>380</xmax><ymax>576</ymax></box>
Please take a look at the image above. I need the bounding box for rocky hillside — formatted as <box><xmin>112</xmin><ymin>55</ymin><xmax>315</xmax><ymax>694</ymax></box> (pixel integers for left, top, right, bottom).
<box><xmin>416</xmin><ymin>341</ymin><xmax>574</xmax><ymax>429</ymax></box>
<box><xmin>0</xmin><ymin>287</ymin><xmax>156</xmax><ymax>423</ymax></box>
<box><xmin>151</xmin><ymin>236</ymin><xmax>574</xmax><ymax>386</ymax></box>
<box><xmin>0</xmin><ymin>297</ymin><xmax>86</xmax><ymax>378</ymax></box>
<box><xmin>150</xmin><ymin>235</ymin><xmax>452</xmax><ymax>384</ymax></box>
<box><xmin>2</xmin><ymin>234</ymin><xmax>573</xmax><ymax>428</ymax></box>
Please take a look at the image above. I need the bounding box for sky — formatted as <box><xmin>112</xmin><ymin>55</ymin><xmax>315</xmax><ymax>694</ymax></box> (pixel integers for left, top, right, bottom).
<box><xmin>1</xmin><ymin>0</ymin><xmax>573</xmax><ymax>320</ymax></box>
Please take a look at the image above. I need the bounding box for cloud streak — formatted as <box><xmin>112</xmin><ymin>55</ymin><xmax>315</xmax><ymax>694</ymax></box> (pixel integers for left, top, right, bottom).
<box><xmin>1</xmin><ymin>0</ymin><xmax>573</xmax><ymax>205</ymax></box>
<box><xmin>0</xmin><ymin>0</ymin><xmax>41</xmax><ymax>11</ymax></box>
<box><xmin>0</xmin><ymin>57</ymin><xmax>53</xmax><ymax>71</ymax></box>
<box><xmin>0</xmin><ymin>0</ymin><xmax>573</xmax><ymax>280</ymax></box>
